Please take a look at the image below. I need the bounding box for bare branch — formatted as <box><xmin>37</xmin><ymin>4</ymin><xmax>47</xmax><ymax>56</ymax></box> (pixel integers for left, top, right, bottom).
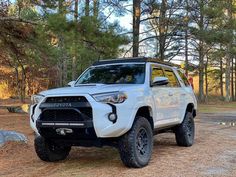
<box><xmin>139</xmin><ymin>36</ymin><xmax>157</xmax><ymax>44</ymax></box>
<box><xmin>140</xmin><ymin>16</ymin><xmax>159</xmax><ymax>23</ymax></box>
<box><xmin>123</xmin><ymin>45</ymin><xmax>133</xmax><ymax>57</ymax></box>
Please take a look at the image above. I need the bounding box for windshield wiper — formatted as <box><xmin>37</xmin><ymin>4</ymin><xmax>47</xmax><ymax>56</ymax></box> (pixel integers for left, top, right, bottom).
<box><xmin>76</xmin><ymin>83</ymin><xmax>106</xmax><ymax>86</ymax></box>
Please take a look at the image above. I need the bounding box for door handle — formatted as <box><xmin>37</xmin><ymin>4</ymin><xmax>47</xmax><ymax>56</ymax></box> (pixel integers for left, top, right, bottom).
<box><xmin>168</xmin><ymin>92</ymin><xmax>173</xmax><ymax>96</ymax></box>
<box><xmin>181</xmin><ymin>93</ymin><xmax>186</xmax><ymax>96</ymax></box>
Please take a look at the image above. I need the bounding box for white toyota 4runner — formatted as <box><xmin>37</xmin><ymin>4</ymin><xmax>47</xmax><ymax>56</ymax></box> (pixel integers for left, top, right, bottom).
<box><xmin>30</xmin><ymin>57</ymin><xmax>197</xmax><ymax>168</ymax></box>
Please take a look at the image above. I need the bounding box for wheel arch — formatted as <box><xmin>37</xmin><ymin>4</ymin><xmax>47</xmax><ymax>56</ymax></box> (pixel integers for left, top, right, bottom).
<box><xmin>186</xmin><ymin>103</ymin><xmax>196</xmax><ymax>118</ymax></box>
<box><xmin>135</xmin><ymin>106</ymin><xmax>154</xmax><ymax>130</ymax></box>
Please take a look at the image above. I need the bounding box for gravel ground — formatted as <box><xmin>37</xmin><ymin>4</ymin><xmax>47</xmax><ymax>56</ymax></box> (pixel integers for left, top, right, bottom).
<box><xmin>0</xmin><ymin>106</ymin><xmax>235</xmax><ymax>177</ymax></box>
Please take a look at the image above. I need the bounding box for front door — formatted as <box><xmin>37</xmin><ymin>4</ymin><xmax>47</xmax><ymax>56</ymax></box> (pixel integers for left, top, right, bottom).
<box><xmin>150</xmin><ymin>65</ymin><xmax>172</xmax><ymax>127</ymax></box>
<box><xmin>162</xmin><ymin>67</ymin><xmax>182</xmax><ymax>121</ymax></box>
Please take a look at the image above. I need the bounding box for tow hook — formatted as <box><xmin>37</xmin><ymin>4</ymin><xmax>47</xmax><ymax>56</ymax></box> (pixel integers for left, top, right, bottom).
<box><xmin>56</xmin><ymin>128</ymin><xmax>73</xmax><ymax>136</ymax></box>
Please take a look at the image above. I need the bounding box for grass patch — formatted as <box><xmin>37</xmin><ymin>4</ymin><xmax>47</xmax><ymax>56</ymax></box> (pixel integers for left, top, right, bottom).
<box><xmin>199</xmin><ymin>102</ymin><xmax>236</xmax><ymax>113</ymax></box>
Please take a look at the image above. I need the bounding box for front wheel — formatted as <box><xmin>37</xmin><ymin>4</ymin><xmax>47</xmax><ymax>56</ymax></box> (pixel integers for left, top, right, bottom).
<box><xmin>175</xmin><ymin>112</ymin><xmax>195</xmax><ymax>147</ymax></box>
<box><xmin>34</xmin><ymin>136</ymin><xmax>71</xmax><ymax>162</ymax></box>
<box><xmin>118</xmin><ymin>117</ymin><xmax>153</xmax><ymax>168</ymax></box>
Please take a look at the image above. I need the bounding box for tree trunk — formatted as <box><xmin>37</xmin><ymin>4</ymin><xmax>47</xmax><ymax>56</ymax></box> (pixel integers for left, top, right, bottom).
<box><xmin>205</xmin><ymin>57</ymin><xmax>208</xmax><ymax>102</ymax></box>
<box><xmin>57</xmin><ymin>64</ymin><xmax>62</xmax><ymax>86</ymax></box>
<box><xmin>14</xmin><ymin>67</ymin><xmax>20</xmax><ymax>99</ymax></box>
<box><xmin>20</xmin><ymin>64</ymin><xmax>26</xmax><ymax>103</ymax></box>
<box><xmin>72</xmin><ymin>56</ymin><xmax>77</xmax><ymax>81</ymax></box>
<box><xmin>231</xmin><ymin>58</ymin><xmax>234</xmax><ymax>100</ymax></box>
<box><xmin>74</xmin><ymin>0</ymin><xmax>78</xmax><ymax>20</ymax></box>
<box><xmin>225</xmin><ymin>0</ymin><xmax>233</xmax><ymax>102</ymax></box>
<box><xmin>184</xmin><ymin>26</ymin><xmax>188</xmax><ymax>76</ymax></box>
<box><xmin>185</xmin><ymin>0</ymin><xmax>189</xmax><ymax>76</ymax></box>
<box><xmin>159</xmin><ymin>0</ymin><xmax>167</xmax><ymax>61</ymax></box>
<box><xmin>58</xmin><ymin>0</ymin><xmax>67</xmax><ymax>86</ymax></box>
<box><xmin>198</xmin><ymin>43</ymin><xmax>205</xmax><ymax>103</ymax></box>
<box><xmin>220</xmin><ymin>59</ymin><xmax>224</xmax><ymax>98</ymax></box>
<box><xmin>198</xmin><ymin>0</ymin><xmax>205</xmax><ymax>103</ymax></box>
<box><xmin>85</xmin><ymin>0</ymin><xmax>90</xmax><ymax>16</ymax></box>
<box><xmin>225</xmin><ymin>52</ymin><xmax>231</xmax><ymax>102</ymax></box>
<box><xmin>132</xmin><ymin>0</ymin><xmax>141</xmax><ymax>57</ymax></box>
<box><xmin>235</xmin><ymin>58</ymin><xmax>236</xmax><ymax>101</ymax></box>
<box><xmin>72</xmin><ymin>0</ymin><xmax>78</xmax><ymax>80</ymax></box>
<box><xmin>62</xmin><ymin>56</ymin><xmax>67</xmax><ymax>85</ymax></box>
<box><xmin>93</xmin><ymin>0</ymin><xmax>99</xmax><ymax>18</ymax></box>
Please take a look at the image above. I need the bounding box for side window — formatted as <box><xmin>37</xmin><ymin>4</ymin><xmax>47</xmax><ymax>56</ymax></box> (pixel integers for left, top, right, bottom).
<box><xmin>163</xmin><ymin>68</ymin><xmax>180</xmax><ymax>87</ymax></box>
<box><xmin>151</xmin><ymin>65</ymin><xmax>165</xmax><ymax>82</ymax></box>
<box><xmin>177</xmin><ymin>70</ymin><xmax>190</xmax><ymax>87</ymax></box>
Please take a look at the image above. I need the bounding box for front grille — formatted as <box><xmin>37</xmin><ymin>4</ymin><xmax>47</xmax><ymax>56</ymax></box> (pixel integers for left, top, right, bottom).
<box><xmin>45</xmin><ymin>96</ymin><xmax>88</xmax><ymax>103</ymax></box>
<box><xmin>41</xmin><ymin>109</ymin><xmax>84</xmax><ymax>121</ymax></box>
<box><xmin>79</xmin><ymin>107</ymin><xmax>93</xmax><ymax>118</ymax></box>
<box><xmin>40</xmin><ymin>96</ymin><xmax>93</xmax><ymax>122</ymax></box>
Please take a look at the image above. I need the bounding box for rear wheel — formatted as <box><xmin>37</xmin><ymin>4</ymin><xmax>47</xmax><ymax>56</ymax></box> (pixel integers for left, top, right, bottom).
<box><xmin>34</xmin><ymin>136</ymin><xmax>71</xmax><ymax>162</ymax></box>
<box><xmin>118</xmin><ymin>117</ymin><xmax>153</xmax><ymax>168</ymax></box>
<box><xmin>175</xmin><ymin>112</ymin><xmax>195</xmax><ymax>147</ymax></box>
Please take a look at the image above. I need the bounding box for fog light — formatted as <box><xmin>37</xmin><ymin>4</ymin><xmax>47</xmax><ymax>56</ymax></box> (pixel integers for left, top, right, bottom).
<box><xmin>108</xmin><ymin>113</ymin><xmax>117</xmax><ymax>123</ymax></box>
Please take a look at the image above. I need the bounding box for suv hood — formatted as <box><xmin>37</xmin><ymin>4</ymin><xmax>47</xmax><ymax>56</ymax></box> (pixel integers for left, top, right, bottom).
<box><xmin>39</xmin><ymin>84</ymin><xmax>140</xmax><ymax>96</ymax></box>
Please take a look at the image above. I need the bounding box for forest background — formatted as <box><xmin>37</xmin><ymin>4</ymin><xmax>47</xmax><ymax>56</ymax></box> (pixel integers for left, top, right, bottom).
<box><xmin>0</xmin><ymin>0</ymin><xmax>236</xmax><ymax>103</ymax></box>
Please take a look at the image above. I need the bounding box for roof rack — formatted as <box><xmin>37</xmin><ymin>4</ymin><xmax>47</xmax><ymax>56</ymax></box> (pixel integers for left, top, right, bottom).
<box><xmin>93</xmin><ymin>57</ymin><xmax>178</xmax><ymax>67</ymax></box>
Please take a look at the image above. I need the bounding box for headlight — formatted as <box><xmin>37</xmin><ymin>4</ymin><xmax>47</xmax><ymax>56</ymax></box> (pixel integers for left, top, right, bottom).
<box><xmin>31</xmin><ymin>94</ymin><xmax>44</xmax><ymax>105</ymax></box>
<box><xmin>92</xmin><ymin>92</ymin><xmax>127</xmax><ymax>104</ymax></box>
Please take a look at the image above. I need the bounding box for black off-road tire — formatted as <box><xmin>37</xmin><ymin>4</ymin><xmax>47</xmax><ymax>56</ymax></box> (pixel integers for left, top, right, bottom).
<box><xmin>118</xmin><ymin>117</ymin><xmax>153</xmax><ymax>168</ymax></box>
<box><xmin>34</xmin><ymin>136</ymin><xmax>71</xmax><ymax>162</ymax></box>
<box><xmin>175</xmin><ymin>112</ymin><xmax>195</xmax><ymax>147</ymax></box>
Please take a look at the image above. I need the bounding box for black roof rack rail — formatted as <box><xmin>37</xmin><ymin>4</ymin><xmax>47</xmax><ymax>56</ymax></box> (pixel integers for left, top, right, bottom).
<box><xmin>92</xmin><ymin>57</ymin><xmax>178</xmax><ymax>67</ymax></box>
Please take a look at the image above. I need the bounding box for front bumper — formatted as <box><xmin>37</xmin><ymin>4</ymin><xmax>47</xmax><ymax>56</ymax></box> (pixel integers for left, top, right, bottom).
<box><xmin>30</xmin><ymin>94</ymin><xmax>135</xmax><ymax>138</ymax></box>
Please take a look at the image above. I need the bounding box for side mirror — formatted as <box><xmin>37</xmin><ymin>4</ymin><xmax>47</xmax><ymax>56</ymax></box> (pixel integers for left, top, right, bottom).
<box><xmin>67</xmin><ymin>81</ymin><xmax>75</xmax><ymax>87</ymax></box>
<box><xmin>152</xmin><ymin>77</ymin><xmax>169</xmax><ymax>86</ymax></box>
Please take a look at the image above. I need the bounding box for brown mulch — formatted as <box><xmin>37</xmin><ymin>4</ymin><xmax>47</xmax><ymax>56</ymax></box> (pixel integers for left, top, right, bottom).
<box><xmin>0</xmin><ymin>107</ymin><xmax>235</xmax><ymax>177</ymax></box>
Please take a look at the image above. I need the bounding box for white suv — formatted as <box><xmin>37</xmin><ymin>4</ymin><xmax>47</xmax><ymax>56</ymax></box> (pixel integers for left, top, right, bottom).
<box><xmin>30</xmin><ymin>57</ymin><xmax>197</xmax><ymax>168</ymax></box>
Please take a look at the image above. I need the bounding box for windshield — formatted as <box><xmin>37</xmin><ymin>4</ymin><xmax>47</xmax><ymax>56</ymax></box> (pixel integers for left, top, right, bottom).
<box><xmin>75</xmin><ymin>64</ymin><xmax>145</xmax><ymax>85</ymax></box>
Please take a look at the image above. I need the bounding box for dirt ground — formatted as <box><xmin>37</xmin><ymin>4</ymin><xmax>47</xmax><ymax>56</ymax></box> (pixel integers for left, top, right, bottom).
<box><xmin>0</xmin><ymin>101</ymin><xmax>236</xmax><ymax>177</ymax></box>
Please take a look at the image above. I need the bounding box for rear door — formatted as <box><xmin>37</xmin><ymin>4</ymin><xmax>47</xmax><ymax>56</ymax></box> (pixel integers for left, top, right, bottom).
<box><xmin>176</xmin><ymin>69</ymin><xmax>196</xmax><ymax>119</ymax></box>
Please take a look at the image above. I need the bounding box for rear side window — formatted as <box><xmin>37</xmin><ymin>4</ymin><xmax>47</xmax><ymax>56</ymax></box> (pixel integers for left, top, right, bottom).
<box><xmin>177</xmin><ymin>70</ymin><xmax>190</xmax><ymax>87</ymax></box>
<box><xmin>163</xmin><ymin>68</ymin><xmax>180</xmax><ymax>87</ymax></box>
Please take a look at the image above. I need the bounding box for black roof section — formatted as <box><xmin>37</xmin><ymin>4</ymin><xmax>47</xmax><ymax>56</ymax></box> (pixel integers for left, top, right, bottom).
<box><xmin>92</xmin><ymin>57</ymin><xmax>178</xmax><ymax>67</ymax></box>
